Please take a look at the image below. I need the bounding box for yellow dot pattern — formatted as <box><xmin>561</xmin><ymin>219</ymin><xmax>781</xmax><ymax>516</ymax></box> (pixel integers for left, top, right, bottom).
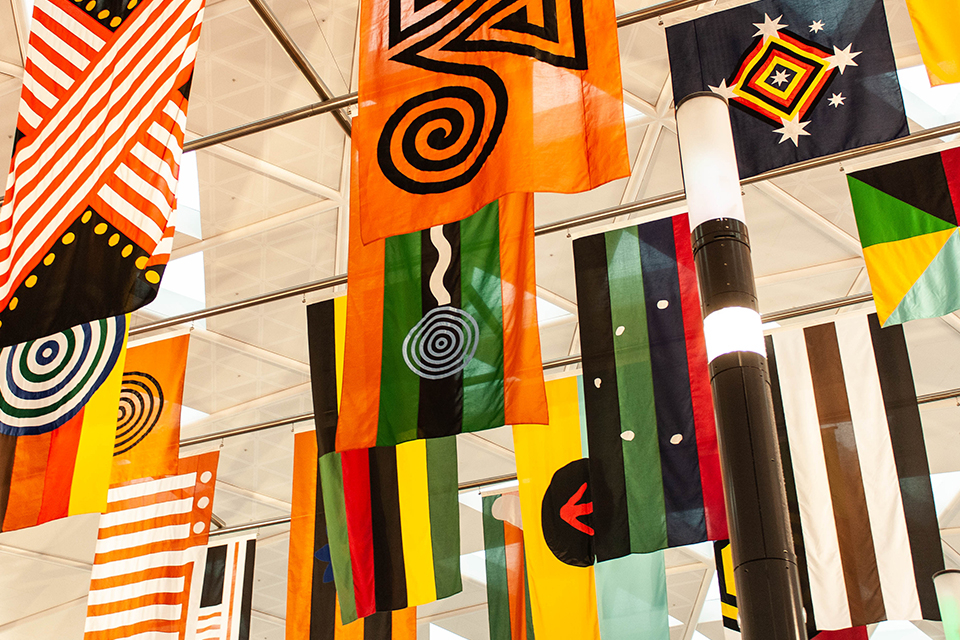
<box><xmin>62</xmin><ymin>232</ymin><xmax>75</xmax><ymax>245</ymax></box>
<box><xmin>94</xmin><ymin>223</ymin><xmax>108</xmax><ymax>235</ymax></box>
<box><xmin>9</xmin><ymin>298</ymin><xmax>18</xmax><ymax>311</ymax></box>
<box><xmin>122</xmin><ymin>245</ymin><xmax>133</xmax><ymax>258</ymax></box>
<box><xmin>110</xmin><ymin>16</ymin><xmax>121</xmax><ymax>27</ymax></box>
<box><xmin>97</xmin><ymin>9</ymin><xmax>109</xmax><ymax>19</ymax></box>
<box><xmin>25</xmin><ymin>276</ymin><xmax>37</xmax><ymax>289</ymax></box>
<box><xmin>108</xmin><ymin>233</ymin><xmax>120</xmax><ymax>247</ymax></box>
<box><xmin>85</xmin><ymin>0</ymin><xmax>95</xmax><ymax>10</ymax></box>
<box><xmin>145</xmin><ymin>270</ymin><xmax>161</xmax><ymax>284</ymax></box>
<box><xmin>81</xmin><ymin>210</ymin><xmax>92</xmax><ymax>224</ymax></box>
<box><xmin>127</xmin><ymin>0</ymin><xmax>137</xmax><ymax>8</ymax></box>
<box><xmin>43</xmin><ymin>253</ymin><xmax>55</xmax><ymax>266</ymax></box>
<box><xmin>135</xmin><ymin>256</ymin><xmax>148</xmax><ymax>270</ymax></box>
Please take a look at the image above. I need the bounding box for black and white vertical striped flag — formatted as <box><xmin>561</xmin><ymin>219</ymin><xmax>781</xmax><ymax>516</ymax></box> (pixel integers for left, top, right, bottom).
<box><xmin>197</xmin><ymin>533</ymin><xmax>257</xmax><ymax>640</ymax></box>
<box><xmin>766</xmin><ymin>313</ymin><xmax>944</xmax><ymax>631</ymax></box>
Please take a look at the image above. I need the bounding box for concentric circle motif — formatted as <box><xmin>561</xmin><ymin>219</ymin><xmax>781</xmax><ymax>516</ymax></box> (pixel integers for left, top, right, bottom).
<box><xmin>0</xmin><ymin>316</ymin><xmax>127</xmax><ymax>436</ymax></box>
<box><xmin>402</xmin><ymin>306</ymin><xmax>480</xmax><ymax>380</ymax></box>
<box><xmin>114</xmin><ymin>371</ymin><xmax>164</xmax><ymax>456</ymax></box>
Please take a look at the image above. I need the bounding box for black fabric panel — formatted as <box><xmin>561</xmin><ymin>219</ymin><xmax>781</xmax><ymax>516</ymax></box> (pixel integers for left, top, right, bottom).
<box><xmin>765</xmin><ymin>336</ymin><xmax>818</xmax><ymax>637</ymax></box>
<box><xmin>417</xmin><ymin>222</ymin><xmax>464</xmax><ymax>438</ymax></box>
<box><xmin>868</xmin><ymin>314</ymin><xmax>945</xmax><ymax>620</ymax></box>
<box><xmin>364</xmin><ymin>611</ymin><xmax>393</xmax><ymax>640</ymax></box>
<box><xmin>200</xmin><ymin>545</ymin><xmax>227</xmax><ymax>608</ymax></box>
<box><xmin>572</xmin><ymin>233</ymin><xmax>629</xmax><ymax>561</ymax></box>
<box><xmin>239</xmin><ymin>539</ymin><xmax>256</xmax><ymax>640</ymax></box>
<box><xmin>310</xmin><ymin>457</ymin><xmax>337</xmax><ymax>640</ymax></box>
<box><xmin>638</xmin><ymin>217</ymin><xmax>706</xmax><ymax>546</ymax></box>
<box><xmin>368</xmin><ymin>447</ymin><xmax>408</xmax><ymax>611</ymax></box>
<box><xmin>0</xmin><ymin>434</ymin><xmax>16</xmax><ymax>530</ymax></box>
<box><xmin>307</xmin><ymin>301</ymin><xmax>339</xmax><ymax>457</ymax></box>
<box><xmin>851</xmin><ymin>154</ymin><xmax>956</xmax><ymax>226</ymax></box>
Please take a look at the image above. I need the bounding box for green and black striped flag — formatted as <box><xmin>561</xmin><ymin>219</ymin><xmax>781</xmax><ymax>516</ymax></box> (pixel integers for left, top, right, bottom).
<box><xmin>482</xmin><ymin>492</ymin><xmax>535</xmax><ymax>640</ymax></box>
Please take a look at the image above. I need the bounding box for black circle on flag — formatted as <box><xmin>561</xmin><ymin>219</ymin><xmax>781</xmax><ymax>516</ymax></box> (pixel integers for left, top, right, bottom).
<box><xmin>542</xmin><ymin>458</ymin><xmax>595</xmax><ymax>567</ymax></box>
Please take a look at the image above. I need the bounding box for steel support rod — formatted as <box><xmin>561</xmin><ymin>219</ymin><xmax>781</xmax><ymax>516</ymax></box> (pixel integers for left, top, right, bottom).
<box><xmin>246</xmin><ymin>0</ymin><xmax>352</xmax><ymax>136</ymax></box>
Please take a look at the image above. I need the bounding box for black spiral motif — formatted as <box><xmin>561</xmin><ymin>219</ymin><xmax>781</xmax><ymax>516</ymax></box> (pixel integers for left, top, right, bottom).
<box><xmin>114</xmin><ymin>371</ymin><xmax>164</xmax><ymax>456</ymax></box>
<box><xmin>402</xmin><ymin>306</ymin><xmax>480</xmax><ymax>379</ymax></box>
<box><xmin>377</xmin><ymin>85</ymin><xmax>504</xmax><ymax>195</ymax></box>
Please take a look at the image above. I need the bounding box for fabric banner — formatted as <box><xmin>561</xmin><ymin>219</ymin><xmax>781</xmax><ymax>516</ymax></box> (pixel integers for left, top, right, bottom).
<box><xmin>111</xmin><ymin>333</ymin><xmax>190</xmax><ymax>484</ymax></box>
<box><xmin>572</xmin><ymin>213</ymin><xmax>726</xmax><ymax>561</ymax></box>
<box><xmin>847</xmin><ymin>147</ymin><xmax>960</xmax><ymax>327</ymax></box>
<box><xmin>767</xmin><ymin>314</ymin><xmax>944</xmax><ymax>630</ymax></box>
<box><xmin>353</xmin><ymin>0</ymin><xmax>629</xmax><ymax>242</ymax></box>
<box><xmin>482</xmin><ymin>492</ymin><xmax>534</xmax><ymax>640</ymax></box>
<box><xmin>320</xmin><ymin>436</ymin><xmax>461</xmax><ymax>624</ymax></box>
<box><xmin>197</xmin><ymin>533</ymin><xmax>257</xmax><ymax>640</ymax></box>
<box><xmin>286</xmin><ymin>430</ymin><xmax>417</xmax><ymax>640</ymax></box>
<box><xmin>594</xmin><ymin>552</ymin><xmax>669</xmax><ymax>640</ymax></box>
<box><xmin>666</xmin><ymin>0</ymin><xmax>907</xmax><ymax>179</ymax></box>
<box><xmin>331</xmin><ymin>191</ymin><xmax>547</xmax><ymax>453</ymax></box>
<box><xmin>513</xmin><ymin>376</ymin><xmax>601</xmax><ymax>640</ymax></box>
<box><xmin>714</xmin><ymin>540</ymin><xmax>740</xmax><ymax>636</ymax></box>
<box><xmin>0</xmin><ymin>315</ymin><xmax>128</xmax><ymax>532</ymax></box>
<box><xmin>905</xmin><ymin>0</ymin><xmax>960</xmax><ymax>86</ymax></box>
<box><xmin>0</xmin><ymin>0</ymin><xmax>205</xmax><ymax>347</ymax></box>
<box><xmin>83</xmin><ymin>451</ymin><xmax>219</xmax><ymax>639</ymax></box>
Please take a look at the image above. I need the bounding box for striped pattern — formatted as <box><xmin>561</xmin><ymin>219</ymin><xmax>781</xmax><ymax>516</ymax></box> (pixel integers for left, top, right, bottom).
<box><xmin>286</xmin><ymin>429</ymin><xmax>417</xmax><ymax>640</ymax></box>
<box><xmin>197</xmin><ymin>534</ymin><xmax>256</xmax><ymax>640</ymax></box>
<box><xmin>572</xmin><ymin>213</ymin><xmax>726</xmax><ymax>561</ymax></box>
<box><xmin>319</xmin><ymin>437</ymin><xmax>461</xmax><ymax>624</ymax></box>
<box><xmin>482</xmin><ymin>492</ymin><xmax>535</xmax><ymax>640</ymax></box>
<box><xmin>0</xmin><ymin>317</ymin><xmax>128</xmax><ymax>532</ymax></box>
<box><xmin>83</xmin><ymin>452</ymin><xmax>219</xmax><ymax>640</ymax></box>
<box><xmin>714</xmin><ymin>540</ymin><xmax>740</xmax><ymax>635</ymax></box>
<box><xmin>767</xmin><ymin>314</ymin><xmax>944</xmax><ymax>630</ymax></box>
<box><xmin>335</xmin><ymin>192</ymin><xmax>547</xmax><ymax>452</ymax></box>
<box><xmin>0</xmin><ymin>0</ymin><xmax>204</xmax><ymax>347</ymax></box>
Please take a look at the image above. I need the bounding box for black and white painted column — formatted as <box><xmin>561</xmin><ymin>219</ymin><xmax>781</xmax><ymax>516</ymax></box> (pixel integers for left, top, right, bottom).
<box><xmin>676</xmin><ymin>92</ymin><xmax>807</xmax><ymax>640</ymax></box>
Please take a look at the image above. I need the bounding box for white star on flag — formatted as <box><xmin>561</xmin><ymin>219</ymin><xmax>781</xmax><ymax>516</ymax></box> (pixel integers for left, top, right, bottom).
<box><xmin>773</xmin><ymin>115</ymin><xmax>811</xmax><ymax>146</ymax></box>
<box><xmin>753</xmin><ymin>14</ymin><xmax>787</xmax><ymax>42</ymax></box>
<box><xmin>809</xmin><ymin>20</ymin><xmax>825</xmax><ymax>33</ymax></box>
<box><xmin>708</xmin><ymin>79</ymin><xmax>737</xmax><ymax>100</ymax></box>
<box><xmin>771</xmin><ymin>69</ymin><xmax>790</xmax><ymax>86</ymax></box>
<box><xmin>826</xmin><ymin>44</ymin><xmax>861</xmax><ymax>74</ymax></box>
<box><xmin>828</xmin><ymin>93</ymin><xmax>845</xmax><ymax>107</ymax></box>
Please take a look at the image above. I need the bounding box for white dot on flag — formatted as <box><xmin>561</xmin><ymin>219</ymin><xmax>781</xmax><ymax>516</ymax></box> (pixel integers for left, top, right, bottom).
<box><xmin>197</xmin><ymin>497</ymin><xmax>210</xmax><ymax>509</ymax></box>
<box><xmin>200</xmin><ymin>471</ymin><xmax>212</xmax><ymax>484</ymax></box>
<box><xmin>670</xmin><ymin>434</ymin><xmax>683</xmax><ymax>445</ymax></box>
<box><xmin>621</xmin><ymin>430</ymin><xmax>635</xmax><ymax>441</ymax></box>
<box><xmin>657</xmin><ymin>300</ymin><xmax>669</xmax><ymax>310</ymax></box>
<box><xmin>193</xmin><ymin>522</ymin><xmax>205</xmax><ymax>534</ymax></box>
<box><xmin>594</xmin><ymin>378</ymin><xmax>602</xmax><ymax>388</ymax></box>
<box><xmin>616</xmin><ymin>326</ymin><xmax>625</xmax><ymax>336</ymax></box>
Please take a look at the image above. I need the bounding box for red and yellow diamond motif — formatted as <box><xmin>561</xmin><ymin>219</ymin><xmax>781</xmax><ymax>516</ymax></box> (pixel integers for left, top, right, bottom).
<box><xmin>730</xmin><ymin>30</ymin><xmax>836</xmax><ymax>125</ymax></box>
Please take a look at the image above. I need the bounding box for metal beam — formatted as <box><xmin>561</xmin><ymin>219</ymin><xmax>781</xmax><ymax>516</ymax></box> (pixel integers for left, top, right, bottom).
<box><xmin>246</xmin><ymin>0</ymin><xmax>352</xmax><ymax>136</ymax></box>
<box><xmin>681</xmin><ymin>568</ymin><xmax>713</xmax><ymax>640</ymax></box>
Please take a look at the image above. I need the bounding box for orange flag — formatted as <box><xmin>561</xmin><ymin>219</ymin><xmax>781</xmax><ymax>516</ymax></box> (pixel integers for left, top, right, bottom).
<box><xmin>111</xmin><ymin>334</ymin><xmax>190</xmax><ymax>484</ymax></box>
<box><xmin>354</xmin><ymin>0</ymin><xmax>630</xmax><ymax>243</ymax></box>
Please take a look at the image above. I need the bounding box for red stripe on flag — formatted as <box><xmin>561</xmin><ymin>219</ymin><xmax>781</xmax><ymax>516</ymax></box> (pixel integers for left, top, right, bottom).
<box><xmin>941</xmin><ymin>147</ymin><xmax>960</xmax><ymax>218</ymax></box>
<box><xmin>37</xmin><ymin>412</ymin><xmax>84</xmax><ymax>523</ymax></box>
<box><xmin>672</xmin><ymin>213</ymin><xmax>727</xmax><ymax>540</ymax></box>
<box><xmin>1</xmin><ymin>430</ymin><xmax>52</xmax><ymax>531</ymax></box>
<box><xmin>341</xmin><ymin>448</ymin><xmax>377</xmax><ymax>618</ymax></box>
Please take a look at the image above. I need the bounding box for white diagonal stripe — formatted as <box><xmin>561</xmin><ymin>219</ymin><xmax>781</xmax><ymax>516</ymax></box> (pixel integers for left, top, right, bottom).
<box><xmin>84</xmin><ymin>603</ymin><xmax>183</xmax><ymax>632</ymax></box>
<box><xmin>95</xmin><ymin>523</ymin><xmax>192</xmax><ymax>555</ymax></box>
<box><xmin>108</xmin><ymin>473</ymin><xmax>196</xmax><ymax>503</ymax></box>
<box><xmin>97</xmin><ymin>183</ymin><xmax>166</xmax><ymax>244</ymax></box>
<box><xmin>131</xmin><ymin>142</ymin><xmax>177</xmax><ymax>195</ymax></box>
<box><xmin>34</xmin><ymin>0</ymin><xmax>105</xmax><ymax>50</ymax></box>
<box><xmin>90</xmin><ymin>550</ymin><xmax>190</xmax><ymax>582</ymax></box>
<box><xmin>87</xmin><ymin>576</ymin><xmax>186</xmax><ymax>606</ymax></box>
<box><xmin>30</xmin><ymin>19</ymin><xmax>92</xmax><ymax>72</ymax></box>
<box><xmin>99</xmin><ymin>497</ymin><xmax>192</xmax><ymax>530</ymax></box>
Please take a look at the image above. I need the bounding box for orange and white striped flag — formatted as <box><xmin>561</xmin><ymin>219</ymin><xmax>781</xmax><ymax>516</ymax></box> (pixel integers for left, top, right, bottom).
<box><xmin>195</xmin><ymin>533</ymin><xmax>257</xmax><ymax>640</ymax></box>
<box><xmin>83</xmin><ymin>451</ymin><xmax>219</xmax><ymax>640</ymax></box>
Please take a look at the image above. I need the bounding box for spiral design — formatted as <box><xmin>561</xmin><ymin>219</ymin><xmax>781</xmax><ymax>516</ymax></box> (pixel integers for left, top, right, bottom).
<box><xmin>377</xmin><ymin>85</ymin><xmax>502</xmax><ymax>195</ymax></box>
<box><xmin>402</xmin><ymin>306</ymin><xmax>480</xmax><ymax>380</ymax></box>
<box><xmin>0</xmin><ymin>316</ymin><xmax>127</xmax><ymax>436</ymax></box>
<box><xmin>114</xmin><ymin>371</ymin><xmax>164</xmax><ymax>456</ymax></box>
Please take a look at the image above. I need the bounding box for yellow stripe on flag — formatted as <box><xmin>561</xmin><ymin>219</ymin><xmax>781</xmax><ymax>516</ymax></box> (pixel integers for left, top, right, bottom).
<box><xmin>396</xmin><ymin>438</ymin><xmax>437</xmax><ymax>605</ymax></box>
<box><xmin>69</xmin><ymin>325</ymin><xmax>129</xmax><ymax>516</ymax></box>
<box><xmin>334</xmin><ymin>295</ymin><xmax>347</xmax><ymax>407</ymax></box>
<box><xmin>513</xmin><ymin>377</ymin><xmax>601</xmax><ymax>640</ymax></box>
<box><xmin>906</xmin><ymin>0</ymin><xmax>960</xmax><ymax>86</ymax></box>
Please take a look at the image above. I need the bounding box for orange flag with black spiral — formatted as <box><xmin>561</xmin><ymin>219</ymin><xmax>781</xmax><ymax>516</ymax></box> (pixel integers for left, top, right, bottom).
<box><xmin>110</xmin><ymin>333</ymin><xmax>190</xmax><ymax>484</ymax></box>
<box><xmin>354</xmin><ymin>0</ymin><xmax>630</xmax><ymax>243</ymax></box>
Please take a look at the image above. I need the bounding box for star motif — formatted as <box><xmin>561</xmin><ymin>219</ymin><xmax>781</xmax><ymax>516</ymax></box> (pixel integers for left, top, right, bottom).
<box><xmin>753</xmin><ymin>13</ymin><xmax>787</xmax><ymax>42</ymax></box>
<box><xmin>315</xmin><ymin>544</ymin><xmax>335</xmax><ymax>583</ymax></box>
<box><xmin>809</xmin><ymin>20</ymin><xmax>825</xmax><ymax>33</ymax></box>
<box><xmin>773</xmin><ymin>115</ymin><xmax>811</xmax><ymax>146</ymax></box>
<box><xmin>826</xmin><ymin>43</ymin><xmax>861</xmax><ymax>74</ymax></box>
<box><xmin>708</xmin><ymin>78</ymin><xmax>737</xmax><ymax>100</ymax></box>
<box><xmin>770</xmin><ymin>69</ymin><xmax>791</xmax><ymax>86</ymax></box>
<box><xmin>828</xmin><ymin>92</ymin><xmax>845</xmax><ymax>107</ymax></box>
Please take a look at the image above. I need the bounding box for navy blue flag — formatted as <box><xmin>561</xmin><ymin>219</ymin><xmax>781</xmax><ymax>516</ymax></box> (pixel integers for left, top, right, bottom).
<box><xmin>666</xmin><ymin>0</ymin><xmax>907</xmax><ymax>179</ymax></box>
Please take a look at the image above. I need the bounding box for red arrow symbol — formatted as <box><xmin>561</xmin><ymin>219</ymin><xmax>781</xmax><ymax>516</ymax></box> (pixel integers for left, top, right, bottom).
<box><xmin>560</xmin><ymin>482</ymin><xmax>594</xmax><ymax>535</ymax></box>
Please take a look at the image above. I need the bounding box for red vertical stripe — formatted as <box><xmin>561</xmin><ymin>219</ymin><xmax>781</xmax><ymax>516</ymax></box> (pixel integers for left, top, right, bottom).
<box><xmin>503</xmin><ymin>521</ymin><xmax>526</xmax><ymax>640</ymax></box>
<box><xmin>940</xmin><ymin>147</ymin><xmax>960</xmax><ymax>217</ymax></box>
<box><xmin>341</xmin><ymin>449</ymin><xmax>377</xmax><ymax>618</ymax></box>
<box><xmin>672</xmin><ymin>213</ymin><xmax>727</xmax><ymax>540</ymax></box>
<box><xmin>1</xmin><ymin>431</ymin><xmax>52</xmax><ymax>530</ymax></box>
<box><xmin>816</xmin><ymin>627</ymin><xmax>868</xmax><ymax>640</ymax></box>
<box><xmin>36</xmin><ymin>412</ymin><xmax>84</xmax><ymax>523</ymax></box>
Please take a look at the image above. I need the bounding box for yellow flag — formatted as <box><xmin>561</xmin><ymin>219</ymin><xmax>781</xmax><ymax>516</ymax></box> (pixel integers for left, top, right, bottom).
<box><xmin>906</xmin><ymin>0</ymin><xmax>960</xmax><ymax>85</ymax></box>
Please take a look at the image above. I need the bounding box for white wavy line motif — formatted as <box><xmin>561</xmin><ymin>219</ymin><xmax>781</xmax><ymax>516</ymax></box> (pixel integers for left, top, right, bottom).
<box><xmin>429</xmin><ymin>225</ymin><xmax>452</xmax><ymax>306</ymax></box>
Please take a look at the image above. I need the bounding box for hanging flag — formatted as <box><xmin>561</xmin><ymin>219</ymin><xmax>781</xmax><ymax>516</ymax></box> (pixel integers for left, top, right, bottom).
<box><xmin>714</xmin><ymin>540</ymin><xmax>741</xmax><ymax>637</ymax></box>
<box><xmin>594</xmin><ymin>552</ymin><xmax>669</xmax><ymax>640</ymax></box>
<box><xmin>513</xmin><ymin>376</ymin><xmax>600</xmax><ymax>640</ymax></box>
<box><xmin>666</xmin><ymin>0</ymin><xmax>907</xmax><ymax>179</ymax></box>
<box><xmin>286</xmin><ymin>429</ymin><xmax>417</xmax><ymax>640</ymax></box>
<box><xmin>572</xmin><ymin>213</ymin><xmax>726</xmax><ymax>561</ymax></box>
<box><xmin>0</xmin><ymin>0</ymin><xmax>205</xmax><ymax>347</ymax></box>
<box><xmin>846</xmin><ymin>148</ymin><xmax>960</xmax><ymax>327</ymax></box>
<box><xmin>905</xmin><ymin>0</ymin><xmax>960</xmax><ymax>86</ymax></box>
<box><xmin>111</xmin><ymin>333</ymin><xmax>190</xmax><ymax>484</ymax></box>
<box><xmin>0</xmin><ymin>315</ymin><xmax>128</xmax><ymax>532</ymax></box>
<box><xmin>766</xmin><ymin>314</ymin><xmax>944</xmax><ymax>630</ymax></box>
<box><xmin>197</xmin><ymin>533</ymin><xmax>257</xmax><ymax>640</ymax></box>
<box><xmin>83</xmin><ymin>451</ymin><xmax>219</xmax><ymax>639</ymax></box>
<box><xmin>320</xmin><ymin>436</ymin><xmax>461</xmax><ymax>624</ymax></box>
<box><xmin>353</xmin><ymin>0</ymin><xmax>629</xmax><ymax>243</ymax></box>
<box><xmin>482</xmin><ymin>491</ymin><xmax>535</xmax><ymax>640</ymax></box>
<box><xmin>331</xmin><ymin>192</ymin><xmax>547</xmax><ymax>453</ymax></box>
